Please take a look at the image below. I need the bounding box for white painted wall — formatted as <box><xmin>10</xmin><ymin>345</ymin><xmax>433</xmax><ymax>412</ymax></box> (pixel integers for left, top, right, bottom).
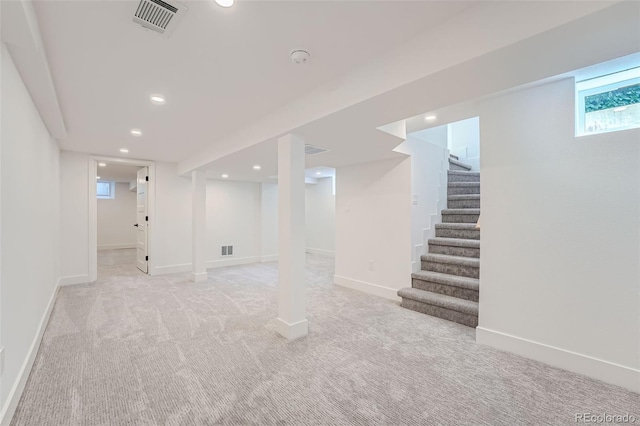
<box><xmin>59</xmin><ymin>151</ymin><xmax>89</xmax><ymax>282</ymax></box>
<box><xmin>334</xmin><ymin>158</ymin><xmax>412</xmax><ymax>300</ymax></box>
<box><xmin>449</xmin><ymin>117</ymin><xmax>480</xmax><ymax>170</ymax></box>
<box><xmin>260</xmin><ymin>183</ymin><xmax>279</xmax><ymax>262</ymax></box>
<box><xmin>97</xmin><ymin>182</ymin><xmax>137</xmax><ymax>250</ymax></box>
<box><xmin>59</xmin><ymin>156</ymin><xmax>277</xmax><ymax>276</ymax></box>
<box><xmin>305</xmin><ymin>177</ymin><xmax>335</xmax><ymax>256</ymax></box>
<box><xmin>476</xmin><ymin>78</ymin><xmax>640</xmax><ymax>391</ymax></box>
<box><xmin>207</xmin><ymin>180</ymin><xmax>261</xmax><ymax>267</ymax></box>
<box><xmin>153</xmin><ymin>162</ymin><xmax>192</xmax><ymax>274</ymax></box>
<box><xmin>0</xmin><ymin>44</ymin><xmax>60</xmax><ymax>421</ymax></box>
<box><xmin>395</xmin><ymin>136</ymin><xmax>449</xmax><ymax>272</ymax></box>
<box><xmin>411</xmin><ymin>125</ymin><xmax>448</xmax><ymax>148</ymax></box>
<box><xmin>59</xmin><ymin>155</ymin><xmax>194</xmax><ymax>277</ymax></box>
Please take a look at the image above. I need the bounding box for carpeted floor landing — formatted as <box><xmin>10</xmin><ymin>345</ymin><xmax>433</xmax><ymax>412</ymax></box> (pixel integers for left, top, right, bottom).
<box><xmin>11</xmin><ymin>249</ymin><xmax>639</xmax><ymax>425</ymax></box>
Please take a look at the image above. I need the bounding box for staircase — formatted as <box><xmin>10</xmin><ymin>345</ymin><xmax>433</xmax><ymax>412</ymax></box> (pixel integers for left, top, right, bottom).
<box><xmin>398</xmin><ymin>155</ymin><xmax>480</xmax><ymax>327</ymax></box>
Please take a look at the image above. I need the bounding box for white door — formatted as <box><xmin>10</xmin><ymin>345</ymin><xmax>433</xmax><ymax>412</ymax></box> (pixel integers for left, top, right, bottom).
<box><xmin>136</xmin><ymin>167</ymin><xmax>149</xmax><ymax>273</ymax></box>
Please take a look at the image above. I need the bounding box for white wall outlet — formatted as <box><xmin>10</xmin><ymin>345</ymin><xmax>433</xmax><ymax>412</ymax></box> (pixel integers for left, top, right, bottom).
<box><xmin>412</xmin><ymin>195</ymin><xmax>418</xmax><ymax>205</ymax></box>
<box><xmin>0</xmin><ymin>347</ymin><xmax>5</xmax><ymax>375</ymax></box>
<box><xmin>369</xmin><ymin>260</ymin><xmax>375</xmax><ymax>271</ymax></box>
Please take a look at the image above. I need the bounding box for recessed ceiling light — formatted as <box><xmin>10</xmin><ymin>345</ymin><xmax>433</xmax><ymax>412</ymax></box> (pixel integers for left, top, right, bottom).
<box><xmin>425</xmin><ymin>115</ymin><xmax>437</xmax><ymax>121</ymax></box>
<box><xmin>253</xmin><ymin>165</ymin><xmax>261</xmax><ymax>170</ymax></box>
<box><xmin>221</xmin><ymin>174</ymin><xmax>229</xmax><ymax>179</ymax></box>
<box><xmin>120</xmin><ymin>148</ymin><xmax>129</xmax><ymax>153</ymax></box>
<box><xmin>98</xmin><ymin>162</ymin><xmax>106</xmax><ymax>167</ymax></box>
<box><xmin>150</xmin><ymin>95</ymin><xmax>165</xmax><ymax>105</ymax></box>
<box><xmin>131</xmin><ymin>129</ymin><xmax>142</xmax><ymax>136</ymax></box>
<box><xmin>316</xmin><ymin>172</ymin><xmax>322</xmax><ymax>176</ymax></box>
<box><xmin>215</xmin><ymin>0</ymin><xmax>234</xmax><ymax>7</ymax></box>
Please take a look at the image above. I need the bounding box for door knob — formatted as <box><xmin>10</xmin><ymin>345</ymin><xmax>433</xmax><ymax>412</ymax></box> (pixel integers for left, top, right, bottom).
<box><xmin>134</xmin><ymin>223</ymin><xmax>139</xmax><ymax>227</ymax></box>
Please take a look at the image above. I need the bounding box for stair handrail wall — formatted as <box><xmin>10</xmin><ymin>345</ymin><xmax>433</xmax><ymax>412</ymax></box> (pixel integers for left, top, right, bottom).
<box><xmin>394</xmin><ymin>135</ymin><xmax>450</xmax><ymax>273</ymax></box>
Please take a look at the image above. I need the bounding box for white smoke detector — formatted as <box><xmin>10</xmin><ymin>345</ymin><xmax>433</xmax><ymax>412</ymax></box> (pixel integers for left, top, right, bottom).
<box><xmin>290</xmin><ymin>50</ymin><xmax>311</xmax><ymax>65</ymax></box>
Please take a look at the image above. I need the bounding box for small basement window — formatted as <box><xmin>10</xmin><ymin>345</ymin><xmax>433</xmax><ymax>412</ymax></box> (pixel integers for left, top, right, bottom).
<box><xmin>576</xmin><ymin>67</ymin><xmax>640</xmax><ymax>136</ymax></box>
<box><xmin>97</xmin><ymin>181</ymin><xmax>115</xmax><ymax>199</ymax></box>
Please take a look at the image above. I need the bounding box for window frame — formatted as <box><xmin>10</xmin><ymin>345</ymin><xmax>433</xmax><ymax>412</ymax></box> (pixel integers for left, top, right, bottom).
<box><xmin>576</xmin><ymin>67</ymin><xmax>640</xmax><ymax>137</ymax></box>
<box><xmin>96</xmin><ymin>180</ymin><xmax>115</xmax><ymax>199</ymax></box>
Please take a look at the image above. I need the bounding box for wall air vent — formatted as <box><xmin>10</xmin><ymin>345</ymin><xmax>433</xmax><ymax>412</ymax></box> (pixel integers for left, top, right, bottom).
<box><xmin>305</xmin><ymin>144</ymin><xmax>330</xmax><ymax>155</ymax></box>
<box><xmin>132</xmin><ymin>0</ymin><xmax>187</xmax><ymax>37</ymax></box>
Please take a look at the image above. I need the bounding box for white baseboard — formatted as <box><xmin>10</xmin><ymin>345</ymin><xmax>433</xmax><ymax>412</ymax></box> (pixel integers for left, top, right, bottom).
<box><xmin>152</xmin><ymin>263</ymin><xmax>192</xmax><ymax>275</ymax></box>
<box><xmin>260</xmin><ymin>254</ymin><xmax>278</xmax><ymax>263</ymax></box>
<box><xmin>306</xmin><ymin>248</ymin><xmax>334</xmax><ymax>257</ymax></box>
<box><xmin>476</xmin><ymin>327</ymin><xmax>640</xmax><ymax>393</ymax></box>
<box><xmin>206</xmin><ymin>256</ymin><xmax>259</xmax><ymax>269</ymax></box>
<box><xmin>191</xmin><ymin>272</ymin><xmax>208</xmax><ymax>282</ymax></box>
<box><xmin>276</xmin><ymin>318</ymin><xmax>308</xmax><ymax>340</ymax></box>
<box><xmin>58</xmin><ymin>274</ymin><xmax>90</xmax><ymax>286</ymax></box>
<box><xmin>0</xmin><ymin>279</ymin><xmax>60</xmax><ymax>426</ymax></box>
<box><xmin>334</xmin><ymin>275</ymin><xmax>401</xmax><ymax>302</ymax></box>
<box><xmin>154</xmin><ymin>257</ymin><xmax>262</xmax><ymax>276</ymax></box>
<box><xmin>97</xmin><ymin>243</ymin><xmax>136</xmax><ymax>250</ymax></box>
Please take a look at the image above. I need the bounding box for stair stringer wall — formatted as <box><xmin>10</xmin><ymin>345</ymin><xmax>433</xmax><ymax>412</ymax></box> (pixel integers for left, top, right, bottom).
<box><xmin>395</xmin><ymin>135</ymin><xmax>450</xmax><ymax>273</ymax></box>
<box><xmin>413</xmin><ymin>147</ymin><xmax>449</xmax><ymax>272</ymax></box>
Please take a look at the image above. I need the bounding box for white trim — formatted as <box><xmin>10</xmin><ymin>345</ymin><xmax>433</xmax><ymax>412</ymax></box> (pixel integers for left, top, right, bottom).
<box><xmin>191</xmin><ymin>272</ymin><xmax>208</xmax><ymax>283</ymax></box>
<box><xmin>58</xmin><ymin>274</ymin><xmax>91</xmax><ymax>286</ymax></box>
<box><xmin>206</xmin><ymin>256</ymin><xmax>259</xmax><ymax>269</ymax></box>
<box><xmin>97</xmin><ymin>243</ymin><xmax>136</xmax><ymax>251</ymax></box>
<box><xmin>260</xmin><ymin>254</ymin><xmax>279</xmax><ymax>263</ymax></box>
<box><xmin>476</xmin><ymin>327</ymin><xmax>640</xmax><ymax>393</ymax></box>
<box><xmin>275</xmin><ymin>318</ymin><xmax>308</xmax><ymax>340</ymax></box>
<box><xmin>0</xmin><ymin>280</ymin><xmax>59</xmax><ymax>426</ymax></box>
<box><xmin>152</xmin><ymin>263</ymin><xmax>192</xmax><ymax>275</ymax></box>
<box><xmin>153</xmin><ymin>257</ymin><xmax>268</xmax><ymax>276</ymax></box>
<box><xmin>305</xmin><ymin>248</ymin><xmax>334</xmax><ymax>257</ymax></box>
<box><xmin>333</xmin><ymin>275</ymin><xmax>401</xmax><ymax>302</ymax></box>
<box><xmin>88</xmin><ymin>156</ymin><xmax>156</xmax><ymax>282</ymax></box>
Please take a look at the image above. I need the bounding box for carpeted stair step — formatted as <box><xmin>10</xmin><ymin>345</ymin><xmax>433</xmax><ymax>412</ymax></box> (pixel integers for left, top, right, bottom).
<box><xmin>398</xmin><ymin>287</ymin><xmax>479</xmax><ymax>327</ymax></box>
<box><xmin>448</xmin><ymin>170</ymin><xmax>480</xmax><ymax>183</ymax></box>
<box><xmin>448</xmin><ymin>194</ymin><xmax>480</xmax><ymax>209</ymax></box>
<box><xmin>447</xmin><ymin>182</ymin><xmax>480</xmax><ymax>195</ymax></box>
<box><xmin>422</xmin><ymin>253</ymin><xmax>480</xmax><ymax>278</ymax></box>
<box><xmin>448</xmin><ymin>158</ymin><xmax>472</xmax><ymax>171</ymax></box>
<box><xmin>435</xmin><ymin>223</ymin><xmax>480</xmax><ymax>240</ymax></box>
<box><xmin>428</xmin><ymin>237</ymin><xmax>480</xmax><ymax>258</ymax></box>
<box><xmin>411</xmin><ymin>270</ymin><xmax>479</xmax><ymax>302</ymax></box>
<box><xmin>442</xmin><ymin>208</ymin><xmax>480</xmax><ymax>224</ymax></box>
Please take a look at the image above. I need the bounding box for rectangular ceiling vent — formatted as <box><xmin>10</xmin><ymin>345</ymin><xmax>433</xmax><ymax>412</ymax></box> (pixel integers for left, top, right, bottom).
<box><xmin>132</xmin><ymin>0</ymin><xmax>187</xmax><ymax>37</ymax></box>
<box><xmin>305</xmin><ymin>144</ymin><xmax>330</xmax><ymax>155</ymax></box>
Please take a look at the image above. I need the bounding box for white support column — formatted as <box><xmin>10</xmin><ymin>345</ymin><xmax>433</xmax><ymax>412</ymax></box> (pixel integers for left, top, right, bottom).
<box><xmin>191</xmin><ymin>170</ymin><xmax>207</xmax><ymax>282</ymax></box>
<box><xmin>276</xmin><ymin>133</ymin><xmax>308</xmax><ymax>340</ymax></box>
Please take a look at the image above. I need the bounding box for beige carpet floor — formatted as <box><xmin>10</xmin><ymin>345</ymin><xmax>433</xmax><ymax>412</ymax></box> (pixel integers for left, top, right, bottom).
<box><xmin>11</xmin><ymin>249</ymin><xmax>639</xmax><ymax>425</ymax></box>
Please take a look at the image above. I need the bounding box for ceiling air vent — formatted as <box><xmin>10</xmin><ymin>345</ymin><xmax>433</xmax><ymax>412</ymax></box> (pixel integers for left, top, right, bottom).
<box><xmin>132</xmin><ymin>0</ymin><xmax>187</xmax><ymax>37</ymax></box>
<box><xmin>305</xmin><ymin>144</ymin><xmax>329</xmax><ymax>155</ymax></box>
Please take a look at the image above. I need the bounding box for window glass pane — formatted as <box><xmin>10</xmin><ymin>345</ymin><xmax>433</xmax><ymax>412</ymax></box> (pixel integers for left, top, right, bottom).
<box><xmin>577</xmin><ymin>67</ymin><xmax>640</xmax><ymax>136</ymax></box>
<box><xmin>583</xmin><ymin>83</ymin><xmax>640</xmax><ymax>134</ymax></box>
<box><xmin>97</xmin><ymin>182</ymin><xmax>111</xmax><ymax>197</ymax></box>
<box><xmin>585</xmin><ymin>83</ymin><xmax>640</xmax><ymax>113</ymax></box>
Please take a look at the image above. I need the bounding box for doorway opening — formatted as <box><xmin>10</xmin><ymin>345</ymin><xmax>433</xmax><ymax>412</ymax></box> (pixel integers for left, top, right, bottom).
<box><xmin>89</xmin><ymin>157</ymin><xmax>156</xmax><ymax>282</ymax></box>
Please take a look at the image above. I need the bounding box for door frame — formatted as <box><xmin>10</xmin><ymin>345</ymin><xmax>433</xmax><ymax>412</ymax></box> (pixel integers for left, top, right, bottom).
<box><xmin>88</xmin><ymin>155</ymin><xmax>156</xmax><ymax>281</ymax></box>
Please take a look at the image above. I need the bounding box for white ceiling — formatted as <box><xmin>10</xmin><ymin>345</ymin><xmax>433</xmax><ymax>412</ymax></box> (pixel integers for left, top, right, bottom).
<box><xmin>97</xmin><ymin>163</ymin><xmax>141</xmax><ymax>183</ymax></box>
<box><xmin>34</xmin><ymin>0</ymin><xmax>471</xmax><ymax>162</ymax></box>
<box><xmin>194</xmin><ymin>2</ymin><xmax>638</xmax><ymax>182</ymax></box>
